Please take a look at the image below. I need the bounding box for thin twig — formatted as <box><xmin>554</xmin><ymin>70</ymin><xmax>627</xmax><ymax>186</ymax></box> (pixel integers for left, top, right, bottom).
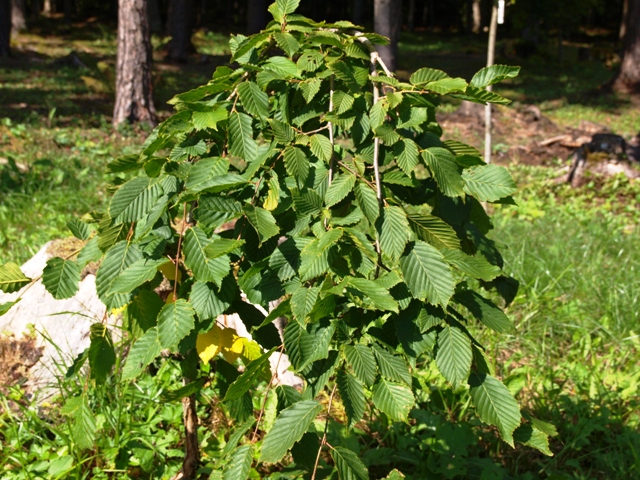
<box><xmin>173</xmin><ymin>203</ymin><xmax>188</xmax><ymax>299</ymax></box>
<box><xmin>337</xmin><ymin>161</ymin><xmax>377</xmax><ymax>191</ymax></box>
<box><xmin>311</xmin><ymin>383</ymin><xmax>338</xmax><ymax>480</ymax></box>
<box><xmin>327</xmin><ymin>74</ymin><xmax>336</xmax><ymax>185</ymax></box>
<box><xmin>252</xmin><ymin>344</ymin><xmax>285</xmax><ymax>442</ymax></box>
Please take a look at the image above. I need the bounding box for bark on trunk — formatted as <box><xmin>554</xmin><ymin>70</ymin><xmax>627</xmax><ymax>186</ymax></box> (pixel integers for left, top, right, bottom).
<box><xmin>0</xmin><ymin>0</ymin><xmax>11</xmax><ymax>56</ymax></box>
<box><xmin>166</xmin><ymin>0</ymin><xmax>193</xmax><ymax>63</ymax></box>
<box><xmin>612</xmin><ymin>0</ymin><xmax>640</xmax><ymax>93</ymax></box>
<box><xmin>374</xmin><ymin>0</ymin><xmax>401</xmax><ymax>72</ymax></box>
<box><xmin>43</xmin><ymin>0</ymin><xmax>54</xmax><ymax>14</ymax></box>
<box><xmin>246</xmin><ymin>0</ymin><xmax>267</xmax><ymax>35</ymax></box>
<box><xmin>11</xmin><ymin>0</ymin><xmax>27</xmax><ymax>35</ymax></box>
<box><xmin>113</xmin><ymin>0</ymin><xmax>157</xmax><ymax>127</ymax></box>
<box><xmin>472</xmin><ymin>0</ymin><xmax>481</xmax><ymax>34</ymax></box>
<box><xmin>620</xmin><ymin>0</ymin><xmax>629</xmax><ymax>41</ymax></box>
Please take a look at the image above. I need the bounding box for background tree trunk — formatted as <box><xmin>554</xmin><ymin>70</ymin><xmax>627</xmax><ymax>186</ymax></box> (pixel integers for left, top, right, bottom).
<box><xmin>0</xmin><ymin>0</ymin><xmax>11</xmax><ymax>56</ymax></box>
<box><xmin>166</xmin><ymin>0</ymin><xmax>193</xmax><ymax>62</ymax></box>
<box><xmin>113</xmin><ymin>0</ymin><xmax>156</xmax><ymax>127</ymax></box>
<box><xmin>374</xmin><ymin>0</ymin><xmax>401</xmax><ymax>72</ymax></box>
<box><xmin>246</xmin><ymin>0</ymin><xmax>267</xmax><ymax>35</ymax></box>
<box><xmin>472</xmin><ymin>0</ymin><xmax>481</xmax><ymax>33</ymax></box>
<box><xmin>11</xmin><ymin>0</ymin><xmax>27</xmax><ymax>35</ymax></box>
<box><xmin>43</xmin><ymin>0</ymin><xmax>53</xmax><ymax>14</ymax></box>
<box><xmin>620</xmin><ymin>0</ymin><xmax>629</xmax><ymax>41</ymax></box>
<box><xmin>612</xmin><ymin>0</ymin><xmax>640</xmax><ymax>93</ymax></box>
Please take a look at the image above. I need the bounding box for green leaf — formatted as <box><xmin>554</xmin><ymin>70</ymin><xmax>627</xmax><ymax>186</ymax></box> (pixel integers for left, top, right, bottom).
<box><xmin>325</xmin><ymin>173</ymin><xmax>356</xmax><ymax>207</ymax></box>
<box><xmin>263</xmin><ymin>56</ymin><xmax>299</xmax><ymax>78</ymax></box>
<box><xmin>344</xmin><ymin>344</ymin><xmax>377</xmax><ymax>387</ymax></box>
<box><xmin>277</xmin><ymin>0</ymin><xmax>300</xmax><ymax>15</ymax></box>
<box><xmin>224</xmin><ymin>349</ymin><xmax>273</xmax><ymax>402</ymax></box>
<box><xmin>410</xmin><ymin>67</ymin><xmax>449</xmax><ymax>85</ymax></box>
<box><xmin>61</xmin><ymin>396</ymin><xmax>96</xmax><ymax>450</ymax></box>
<box><xmin>122</xmin><ymin>327</ymin><xmax>162</xmax><ymax>380</ymax></box>
<box><xmin>345</xmin><ymin>277</ymin><xmax>398</xmax><ymax>312</ymax></box>
<box><xmin>297</xmin><ymin>50</ymin><xmax>324</xmax><ymax>72</ymax></box>
<box><xmin>238</xmin><ymin>81</ymin><xmax>269</xmax><ymax>120</ymax></box>
<box><xmin>354</xmin><ymin>182</ymin><xmax>379</xmax><ymax>225</ymax></box>
<box><xmin>274</xmin><ymin>32</ymin><xmax>300</xmax><ymax>57</ymax></box>
<box><xmin>436</xmin><ymin>322</ymin><xmax>472</xmax><ymax>387</ymax></box>
<box><xmin>377</xmin><ymin>206</ymin><xmax>409</xmax><ymax>261</ymax></box>
<box><xmin>196</xmin><ymin>195</ymin><xmax>243</xmax><ymax>228</ymax></box>
<box><xmin>406</xmin><ymin>214</ymin><xmax>461</xmax><ymax>250</ymax></box>
<box><xmin>88</xmin><ymin>323</ymin><xmax>115</xmax><ymax>383</ymax></box>
<box><xmin>127</xmin><ymin>290</ymin><xmax>163</xmax><ymax>332</ymax></box>
<box><xmin>243</xmin><ymin>205</ymin><xmax>280</xmax><ymax>245</ymax></box>
<box><xmin>299</xmin><ymin>238</ymin><xmax>333</xmax><ymax>281</ymax></box>
<box><xmin>284</xmin><ymin>320</ymin><xmax>335</xmax><ymax>371</ymax></box>
<box><xmin>109</xmin><ymin>258</ymin><xmax>167</xmax><ymax>294</ymax></box>
<box><xmin>0</xmin><ymin>299</ymin><xmax>19</xmax><ymax>316</ymax></box>
<box><xmin>470</xmin><ymin>65</ymin><xmax>520</xmax><ymax>88</ymax></box>
<box><xmin>67</xmin><ymin>219</ymin><xmax>91</xmax><ymax>240</ymax></box>
<box><xmin>462</xmin><ymin>165</ymin><xmax>517</xmax><ymax>202</ymax></box>
<box><xmin>310</xmin><ymin>134</ymin><xmax>333</xmax><ymax>162</ymax></box>
<box><xmin>191</xmin><ymin>107</ymin><xmax>228</xmax><ymax>131</ymax></box>
<box><xmin>190</xmin><ymin>281</ymin><xmax>232</xmax><ymax>321</ymax></box>
<box><xmin>514</xmin><ymin>424</ymin><xmax>553</xmax><ymax>456</ymax></box>
<box><xmin>300</xmin><ymin>77</ymin><xmax>322</xmax><ymax>103</ymax></box>
<box><xmin>337</xmin><ymin>370</ymin><xmax>366</xmax><ymax>429</ymax></box>
<box><xmin>372</xmin><ymin>378</ymin><xmax>414</xmax><ymax>422</ymax></box>
<box><xmin>454</xmin><ymin>290</ymin><xmax>515</xmax><ymax>334</ymax></box>
<box><xmin>369</xmin><ymin>99</ymin><xmax>388</xmax><ymax>130</ymax></box>
<box><xmin>441</xmin><ymin>249</ymin><xmax>500</xmax><ymax>281</ymax></box>
<box><xmin>291</xmin><ymin>286</ymin><xmax>320</xmax><ymax>322</ymax></box>
<box><xmin>157</xmin><ymin>299</ymin><xmax>196</xmax><ymax>350</ymax></box>
<box><xmin>261</xmin><ymin>400</ymin><xmax>323</xmax><ymax>463</ymax></box>
<box><xmin>183</xmin><ymin>227</ymin><xmax>231</xmax><ymax>286</ymax></box>
<box><xmin>425</xmin><ymin>77</ymin><xmax>467</xmax><ymax>95</ymax></box>
<box><xmin>109</xmin><ymin>177</ymin><xmax>162</xmax><ymax>224</ymax></box>
<box><xmin>468</xmin><ymin>373</ymin><xmax>521</xmax><ymax>446</ymax></box>
<box><xmin>223</xmin><ymin>444</ymin><xmax>254</xmax><ymax>480</ymax></box>
<box><xmin>421</xmin><ymin>147</ymin><xmax>464</xmax><ymax>197</ymax></box>
<box><xmin>186</xmin><ymin>157</ymin><xmax>229</xmax><ymax>193</ymax></box>
<box><xmin>204</xmin><ymin>238</ymin><xmax>245</xmax><ymax>259</ymax></box>
<box><xmin>229</xmin><ymin>111</ymin><xmax>258</xmax><ymax>162</ymax></box>
<box><xmin>331</xmin><ymin>446</ymin><xmax>369</xmax><ymax>480</ymax></box>
<box><xmin>333</xmin><ymin>91</ymin><xmax>355</xmax><ymax>114</ymax></box>
<box><xmin>0</xmin><ymin>262</ymin><xmax>31</xmax><ymax>293</ymax></box>
<box><xmin>372</xmin><ymin>344</ymin><xmax>411</xmax><ymax>385</ymax></box>
<box><xmin>399</xmin><ymin>241</ymin><xmax>455</xmax><ymax>307</ymax></box>
<box><xmin>284</xmin><ymin>145</ymin><xmax>310</xmax><ymax>186</ymax></box>
<box><xmin>394</xmin><ymin>139</ymin><xmax>420</xmax><ymax>176</ymax></box>
<box><xmin>454</xmin><ymin>86</ymin><xmax>512</xmax><ymax>105</ymax></box>
<box><xmin>42</xmin><ymin>257</ymin><xmax>81</xmax><ymax>300</ymax></box>
<box><xmin>95</xmin><ymin>241</ymin><xmax>142</xmax><ymax>309</ymax></box>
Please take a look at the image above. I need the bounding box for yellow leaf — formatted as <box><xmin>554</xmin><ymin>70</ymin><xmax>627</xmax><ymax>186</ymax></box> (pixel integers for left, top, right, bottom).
<box><xmin>159</xmin><ymin>262</ymin><xmax>182</xmax><ymax>283</ymax></box>
<box><xmin>165</xmin><ymin>292</ymin><xmax>176</xmax><ymax>304</ymax></box>
<box><xmin>241</xmin><ymin>339</ymin><xmax>263</xmax><ymax>362</ymax></box>
<box><xmin>196</xmin><ymin>325</ymin><xmax>222</xmax><ymax>363</ymax></box>
<box><xmin>219</xmin><ymin>327</ymin><xmax>244</xmax><ymax>363</ymax></box>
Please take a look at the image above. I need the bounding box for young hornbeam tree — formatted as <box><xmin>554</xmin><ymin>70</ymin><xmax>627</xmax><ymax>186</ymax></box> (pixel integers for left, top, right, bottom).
<box><xmin>0</xmin><ymin>1</ymin><xmax>554</xmax><ymax>477</ymax></box>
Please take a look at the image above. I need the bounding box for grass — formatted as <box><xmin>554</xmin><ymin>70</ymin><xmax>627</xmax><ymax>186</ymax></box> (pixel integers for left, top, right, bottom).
<box><xmin>1</xmin><ymin>19</ymin><xmax>640</xmax><ymax>480</ymax></box>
